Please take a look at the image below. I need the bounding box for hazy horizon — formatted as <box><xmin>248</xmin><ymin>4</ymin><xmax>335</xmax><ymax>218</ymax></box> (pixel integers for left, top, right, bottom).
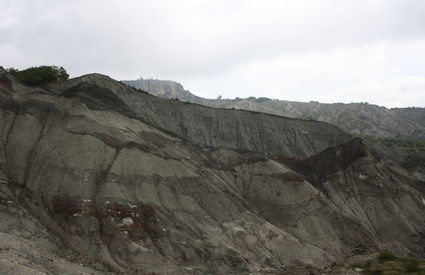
<box><xmin>2</xmin><ymin>0</ymin><xmax>425</xmax><ymax>108</ymax></box>
<box><xmin>121</xmin><ymin>76</ymin><xmax>423</xmax><ymax>109</ymax></box>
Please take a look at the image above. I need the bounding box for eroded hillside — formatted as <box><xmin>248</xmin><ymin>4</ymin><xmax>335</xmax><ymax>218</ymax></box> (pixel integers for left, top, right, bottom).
<box><xmin>0</xmin><ymin>68</ymin><xmax>424</xmax><ymax>274</ymax></box>
<box><xmin>123</xmin><ymin>78</ymin><xmax>425</xmax><ymax>139</ymax></box>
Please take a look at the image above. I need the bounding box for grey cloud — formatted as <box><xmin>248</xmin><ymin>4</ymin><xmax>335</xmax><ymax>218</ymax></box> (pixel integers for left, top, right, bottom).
<box><xmin>1</xmin><ymin>0</ymin><xmax>424</xmax><ymax>107</ymax></box>
<box><xmin>1</xmin><ymin>0</ymin><xmax>424</xmax><ymax>76</ymax></box>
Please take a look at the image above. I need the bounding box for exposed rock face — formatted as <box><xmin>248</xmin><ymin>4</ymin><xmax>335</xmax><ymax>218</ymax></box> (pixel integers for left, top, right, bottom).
<box><xmin>123</xmin><ymin>78</ymin><xmax>425</xmax><ymax>139</ymax></box>
<box><xmin>122</xmin><ymin>78</ymin><xmax>203</xmax><ymax>103</ymax></box>
<box><xmin>1</xmin><ymin>68</ymin><xmax>425</xmax><ymax>274</ymax></box>
<box><xmin>74</xmin><ymin>76</ymin><xmax>352</xmax><ymax>159</ymax></box>
<box><xmin>393</xmin><ymin>107</ymin><xmax>425</xmax><ymax>131</ymax></box>
<box><xmin>0</xmin><ymin>187</ymin><xmax>109</xmax><ymax>275</ymax></box>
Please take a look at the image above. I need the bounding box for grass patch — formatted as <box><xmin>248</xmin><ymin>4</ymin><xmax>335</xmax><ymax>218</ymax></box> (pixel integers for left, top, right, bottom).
<box><xmin>360</xmin><ymin>135</ymin><xmax>425</xmax><ymax>148</ymax></box>
<box><xmin>404</xmin><ymin>260</ymin><xmax>422</xmax><ymax>273</ymax></box>
<box><xmin>378</xmin><ymin>251</ymin><xmax>397</xmax><ymax>263</ymax></box>
<box><xmin>350</xmin><ymin>252</ymin><xmax>425</xmax><ymax>275</ymax></box>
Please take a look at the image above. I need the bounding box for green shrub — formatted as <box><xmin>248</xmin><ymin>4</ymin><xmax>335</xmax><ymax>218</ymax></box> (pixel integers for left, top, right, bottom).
<box><xmin>403</xmin><ymin>259</ymin><xmax>421</xmax><ymax>273</ymax></box>
<box><xmin>7</xmin><ymin>65</ymin><xmax>69</xmax><ymax>86</ymax></box>
<box><xmin>360</xmin><ymin>134</ymin><xmax>425</xmax><ymax>148</ymax></box>
<box><xmin>378</xmin><ymin>251</ymin><xmax>397</xmax><ymax>263</ymax></box>
<box><xmin>364</xmin><ymin>269</ymin><xmax>383</xmax><ymax>275</ymax></box>
<box><xmin>348</xmin><ymin>252</ymin><xmax>425</xmax><ymax>274</ymax></box>
<box><xmin>351</xmin><ymin>260</ymin><xmax>371</xmax><ymax>269</ymax></box>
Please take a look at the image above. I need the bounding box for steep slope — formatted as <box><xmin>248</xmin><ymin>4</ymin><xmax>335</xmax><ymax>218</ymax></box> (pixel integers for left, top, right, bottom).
<box><xmin>393</xmin><ymin>107</ymin><xmax>425</xmax><ymax>130</ymax></box>
<box><xmin>0</xmin><ymin>68</ymin><xmax>424</xmax><ymax>274</ymax></box>
<box><xmin>123</xmin><ymin>78</ymin><xmax>425</xmax><ymax>139</ymax></box>
<box><xmin>0</xmin><ymin>188</ymin><xmax>110</xmax><ymax>275</ymax></box>
<box><xmin>72</xmin><ymin>75</ymin><xmax>352</xmax><ymax>159</ymax></box>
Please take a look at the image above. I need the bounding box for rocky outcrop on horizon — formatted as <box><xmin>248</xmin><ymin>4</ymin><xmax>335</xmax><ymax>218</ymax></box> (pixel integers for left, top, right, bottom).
<box><xmin>1</xmin><ymin>69</ymin><xmax>424</xmax><ymax>274</ymax></box>
<box><xmin>122</xmin><ymin>77</ymin><xmax>204</xmax><ymax>103</ymax></box>
<box><xmin>123</xmin><ymin>78</ymin><xmax>425</xmax><ymax>139</ymax></box>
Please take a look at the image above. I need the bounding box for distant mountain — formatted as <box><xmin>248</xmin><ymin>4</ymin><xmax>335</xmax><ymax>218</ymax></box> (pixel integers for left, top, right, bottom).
<box><xmin>123</xmin><ymin>78</ymin><xmax>425</xmax><ymax>139</ymax></box>
<box><xmin>122</xmin><ymin>77</ymin><xmax>203</xmax><ymax>103</ymax></box>
<box><xmin>208</xmin><ymin>98</ymin><xmax>425</xmax><ymax>139</ymax></box>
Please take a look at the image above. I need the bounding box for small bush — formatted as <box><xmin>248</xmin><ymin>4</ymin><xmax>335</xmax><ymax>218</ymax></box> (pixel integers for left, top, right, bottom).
<box><xmin>378</xmin><ymin>251</ymin><xmax>397</xmax><ymax>263</ymax></box>
<box><xmin>7</xmin><ymin>65</ymin><xmax>69</xmax><ymax>86</ymax></box>
<box><xmin>404</xmin><ymin>259</ymin><xmax>421</xmax><ymax>273</ymax></box>
<box><xmin>351</xmin><ymin>260</ymin><xmax>371</xmax><ymax>269</ymax></box>
<box><xmin>364</xmin><ymin>269</ymin><xmax>383</xmax><ymax>275</ymax></box>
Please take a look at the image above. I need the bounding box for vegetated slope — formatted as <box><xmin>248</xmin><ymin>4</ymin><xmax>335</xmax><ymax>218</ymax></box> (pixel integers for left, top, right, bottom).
<box><xmin>0</xmin><ymin>68</ymin><xmax>424</xmax><ymax>274</ymax></box>
<box><xmin>122</xmin><ymin>78</ymin><xmax>425</xmax><ymax>139</ymax></box>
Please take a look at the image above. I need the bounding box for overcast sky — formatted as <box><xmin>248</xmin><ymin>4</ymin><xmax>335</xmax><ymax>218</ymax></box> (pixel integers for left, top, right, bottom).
<box><xmin>1</xmin><ymin>0</ymin><xmax>425</xmax><ymax>107</ymax></box>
